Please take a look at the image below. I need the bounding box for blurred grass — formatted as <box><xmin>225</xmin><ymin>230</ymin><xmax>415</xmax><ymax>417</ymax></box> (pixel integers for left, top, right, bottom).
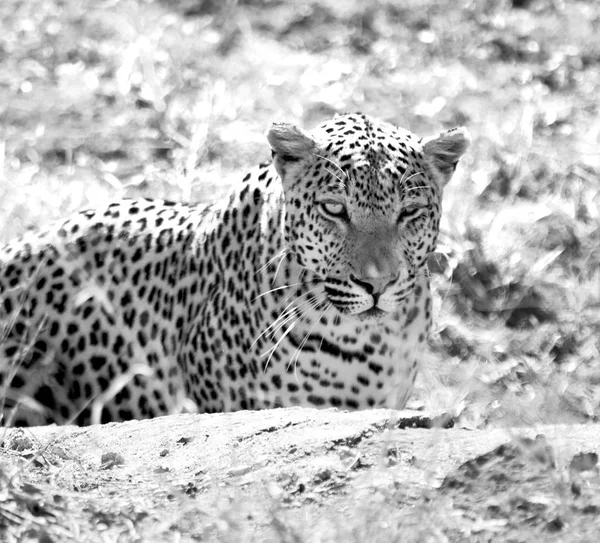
<box><xmin>2</xmin><ymin>1</ymin><xmax>600</xmax><ymax>541</ymax></box>
<box><xmin>1</xmin><ymin>0</ymin><xmax>599</xmax><ymax>428</ymax></box>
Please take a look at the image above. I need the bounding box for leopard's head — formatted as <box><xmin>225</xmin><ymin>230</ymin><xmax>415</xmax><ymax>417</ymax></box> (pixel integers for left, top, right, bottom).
<box><xmin>267</xmin><ymin>113</ymin><xmax>469</xmax><ymax>320</ymax></box>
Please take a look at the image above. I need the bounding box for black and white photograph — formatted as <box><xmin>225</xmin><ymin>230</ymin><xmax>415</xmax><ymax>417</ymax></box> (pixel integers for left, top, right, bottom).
<box><xmin>1</xmin><ymin>0</ymin><xmax>599</xmax><ymax>541</ymax></box>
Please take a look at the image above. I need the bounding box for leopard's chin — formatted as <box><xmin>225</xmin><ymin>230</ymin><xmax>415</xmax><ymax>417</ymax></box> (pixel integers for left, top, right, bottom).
<box><xmin>356</xmin><ymin>307</ymin><xmax>388</xmax><ymax>322</ymax></box>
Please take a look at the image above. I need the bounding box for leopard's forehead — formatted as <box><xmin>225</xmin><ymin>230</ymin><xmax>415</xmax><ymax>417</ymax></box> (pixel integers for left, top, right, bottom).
<box><xmin>311</xmin><ymin>113</ymin><xmax>422</xmax><ymax>167</ymax></box>
<box><xmin>307</xmin><ymin>113</ymin><xmax>430</xmax><ymax>208</ymax></box>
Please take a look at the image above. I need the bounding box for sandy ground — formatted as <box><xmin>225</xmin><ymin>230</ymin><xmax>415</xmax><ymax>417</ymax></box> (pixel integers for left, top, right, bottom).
<box><xmin>3</xmin><ymin>408</ymin><xmax>600</xmax><ymax>542</ymax></box>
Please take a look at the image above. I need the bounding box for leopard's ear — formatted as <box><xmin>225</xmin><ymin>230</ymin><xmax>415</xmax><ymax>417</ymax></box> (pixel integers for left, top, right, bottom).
<box><xmin>267</xmin><ymin>123</ymin><xmax>316</xmax><ymax>179</ymax></box>
<box><xmin>422</xmin><ymin>127</ymin><xmax>470</xmax><ymax>187</ymax></box>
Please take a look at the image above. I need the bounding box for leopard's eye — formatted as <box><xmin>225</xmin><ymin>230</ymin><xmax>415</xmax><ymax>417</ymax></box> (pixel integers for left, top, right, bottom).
<box><xmin>397</xmin><ymin>204</ymin><xmax>425</xmax><ymax>224</ymax></box>
<box><xmin>319</xmin><ymin>201</ymin><xmax>347</xmax><ymax>219</ymax></box>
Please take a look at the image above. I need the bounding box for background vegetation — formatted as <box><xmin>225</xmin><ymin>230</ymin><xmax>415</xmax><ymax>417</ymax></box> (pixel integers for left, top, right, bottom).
<box><xmin>1</xmin><ymin>0</ymin><xmax>600</xmax><ymax>539</ymax></box>
<box><xmin>2</xmin><ymin>0</ymin><xmax>598</xmax><ymax>426</ymax></box>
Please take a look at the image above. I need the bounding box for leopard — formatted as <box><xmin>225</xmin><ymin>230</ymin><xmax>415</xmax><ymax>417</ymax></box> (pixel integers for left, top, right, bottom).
<box><xmin>0</xmin><ymin>113</ymin><xmax>469</xmax><ymax>426</ymax></box>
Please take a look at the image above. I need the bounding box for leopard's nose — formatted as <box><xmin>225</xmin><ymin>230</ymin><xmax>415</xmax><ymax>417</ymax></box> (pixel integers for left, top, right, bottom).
<box><xmin>350</xmin><ymin>273</ymin><xmax>398</xmax><ymax>295</ymax></box>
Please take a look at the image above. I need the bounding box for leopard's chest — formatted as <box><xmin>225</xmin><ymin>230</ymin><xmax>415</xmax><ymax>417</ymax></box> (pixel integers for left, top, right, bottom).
<box><xmin>200</xmin><ymin>265</ymin><xmax>432</xmax><ymax>410</ymax></box>
<box><xmin>265</xmin><ymin>281</ymin><xmax>430</xmax><ymax>409</ymax></box>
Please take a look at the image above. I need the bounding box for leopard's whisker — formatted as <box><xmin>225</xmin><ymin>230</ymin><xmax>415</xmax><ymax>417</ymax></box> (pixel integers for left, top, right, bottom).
<box><xmin>251</xmin><ymin>305</ymin><xmax>297</xmax><ymax>348</ymax></box>
<box><xmin>314</xmin><ymin>153</ymin><xmax>349</xmax><ymax>180</ymax></box>
<box><xmin>314</xmin><ymin>153</ymin><xmax>349</xmax><ymax>191</ymax></box>
<box><xmin>262</xmin><ymin>304</ymin><xmax>302</xmax><ymax>342</ymax></box>
<box><xmin>255</xmin><ymin>274</ymin><xmax>322</xmax><ymax>302</ymax></box>
<box><xmin>288</xmin><ymin>300</ymin><xmax>331</xmax><ymax>372</ymax></box>
<box><xmin>271</xmin><ymin>249</ymin><xmax>288</xmax><ymax>286</ymax></box>
<box><xmin>404</xmin><ymin>185</ymin><xmax>430</xmax><ymax>194</ymax></box>
<box><xmin>254</xmin><ymin>248</ymin><xmax>288</xmax><ymax>276</ymax></box>
<box><xmin>290</xmin><ymin>301</ymin><xmax>331</xmax><ymax>388</ymax></box>
<box><xmin>325</xmin><ymin>167</ymin><xmax>348</xmax><ymax>190</ymax></box>
<box><xmin>251</xmin><ymin>287</ymin><xmax>321</xmax><ymax>348</ymax></box>
<box><xmin>399</xmin><ymin>166</ymin><xmax>413</xmax><ymax>186</ymax></box>
<box><xmin>317</xmin><ymin>336</ymin><xmax>325</xmax><ymax>355</ymax></box>
<box><xmin>261</xmin><ymin>319</ymin><xmax>300</xmax><ymax>372</ymax></box>
<box><xmin>279</xmin><ymin>283</ymin><xmax>322</xmax><ymax>308</ymax></box>
<box><xmin>253</xmin><ymin>282</ymin><xmax>304</xmax><ymax>301</ymax></box>
<box><xmin>264</xmin><ymin>296</ymin><xmax>320</xmax><ymax>341</ymax></box>
<box><xmin>260</xmin><ymin>294</ymin><xmax>324</xmax><ymax>366</ymax></box>
<box><xmin>400</xmin><ymin>170</ymin><xmax>426</xmax><ymax>188</ymax></box>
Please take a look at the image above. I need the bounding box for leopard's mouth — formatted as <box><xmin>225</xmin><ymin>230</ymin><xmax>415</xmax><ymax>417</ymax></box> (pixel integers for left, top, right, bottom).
<box><xmin>323</xmin><ymin>277</ymin><xmax>399</xmax><ymax>320</ymax></box>
<box><xmin>356</xmin><ymin>307</ymin><xmax>387</xmax><ymax>321</ymax></box>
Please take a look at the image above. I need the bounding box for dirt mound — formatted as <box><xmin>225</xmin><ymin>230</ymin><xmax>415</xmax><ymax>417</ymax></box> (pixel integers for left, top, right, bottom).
<box><xmin>3</xmin><ymin>408</ymin><xmax>600</xmax><ymax>542</ymax></box>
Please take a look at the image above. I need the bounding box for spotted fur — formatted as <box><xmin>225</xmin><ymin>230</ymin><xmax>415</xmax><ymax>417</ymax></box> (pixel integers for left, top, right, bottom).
<box><xmin>0</xmin><ymin>113</ymin><xmax>469</xmax><ymax>425</ymax></box>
